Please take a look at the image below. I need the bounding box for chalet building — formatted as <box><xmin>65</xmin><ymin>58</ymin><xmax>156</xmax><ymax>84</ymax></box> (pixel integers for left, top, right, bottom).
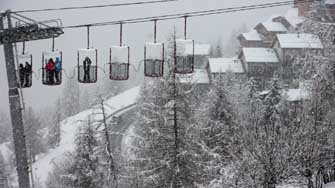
<box><xmin>294</xmin><ymin>0</ymin><xmax>312</xmax><ymax>16</ymax></box>
<box><xmin>272</xmin><ymin>8</ymin><xmax>304</xmax><ymax>31</ymax></box>
<box><xmin>237</xmin><ymin>29</ymin><xmax>265</xmax><ymax>48</ymax></box>
<box><xmin>254</xmin><ymin>21</ymin><xmax>288</xmax><ymax>47</ymax></box>
<box><xmin>274</xmin><ymin>33</ymin><xmax>324</xmax><ymax>82</ymax></box>
<box><xmin>239</xmin><ymin>47</ymin><xmax>280</xmax><ymax>89</ymax></box>
<box><xmin>208</xmin><ymin>57</ymin><xmax>246</xmax><ymax>82</ymax></box>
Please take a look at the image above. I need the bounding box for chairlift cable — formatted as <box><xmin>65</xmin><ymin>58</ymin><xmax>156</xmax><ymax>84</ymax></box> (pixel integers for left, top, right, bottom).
<box><xmin>96</xmin><ymin>66</ymin><xmax>107</xmax><ymax>74</ymax></box>
<box><xmin>62</xmin><ymin>0</ymin><xmax>315</xmax><ymax>29</ymax></box>
<box><xmin>13</xmin><ymin>0</ymin><xmax>178</xmax><ymax>14</ymax></box>
<box><xmin>62</xmin><ymin>67</ymin><xmax>77</xmax><ymax>79</ymax></box>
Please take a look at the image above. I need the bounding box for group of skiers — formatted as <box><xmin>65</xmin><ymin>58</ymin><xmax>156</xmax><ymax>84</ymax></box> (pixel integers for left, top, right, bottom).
<box><xmin>45</xmin><ymin>57</ymin><xmax>61</xmax><ymax>84</ymax></box>
<box><xmin>19</xmin><ymin>56</ymin><xmax>93</xmax><ymax>86</ymax></box>
<box><xmin>18</xmin><ymin>62</ymin><xmax>32</xmax><ymax>88</ymax></box>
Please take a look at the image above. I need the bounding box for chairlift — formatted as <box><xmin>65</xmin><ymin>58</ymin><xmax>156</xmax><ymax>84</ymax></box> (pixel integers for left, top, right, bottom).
<box><xmin>77</xmin><ymin>26</ymin><xmax>98</xmax><ymax>83</ymax></box>
<box><xmin>42</xmin><ymin>50</ymin><xmax>63</xmax><ymax>86</ymax></box>
<box><xmin>175</xmin><ymin>39</ymin><xmax>195</xmax><ymax>74</ymax></box>
<box><xmin>144</xmin><ymin>42</ymin><xmax>164</xmax><ymax>77</ymax></box>
<box><xmin>174</xmin><ymin>16</ymin><xmax>195</xmax><ymax>74</ymax></box>
<box><xmin>77</xmin><ymin>49</ymin><xmax>98</xmax><ymax>83</ymax></box>
<box><xmin>144</xmin><ymin>20</ymin><xmax>164</xmax><ymax>77</ymax></box>
<box><xmin>109</xmin><ymin>23</ymin><xmax>130</xmax><ymax>81</ymax></box>
<box><xmin>17</xmin><ymin>53</ymin><xmax>33</xmax><ymax>88</ymax></box>
<box><xmin>109</xmin><ymin>46</ymin><xmax>130</xmax><ymax>80</ymax></box>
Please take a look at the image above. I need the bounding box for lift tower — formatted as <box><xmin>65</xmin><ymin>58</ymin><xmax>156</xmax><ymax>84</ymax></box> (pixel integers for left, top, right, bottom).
<box><xmin>0</xmin><ymin>10</ymin><xmax>63</xmax><ymax>188</ymax></box>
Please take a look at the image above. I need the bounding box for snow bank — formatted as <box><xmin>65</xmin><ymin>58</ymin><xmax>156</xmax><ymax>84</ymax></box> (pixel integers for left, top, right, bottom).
<box><xmin>325</xmin><ymin>182</ymin><xmax>335</xmax><ymax>188</ymax></box>
<box><xmin>0</xmin><ymin>142</ymin><xmax>12</xmax><ymax>164</ymax></box>
<box><xmin>33</xmin><ymin>86</ymin><xmax>140</xmax><ymax>186</ymax></box>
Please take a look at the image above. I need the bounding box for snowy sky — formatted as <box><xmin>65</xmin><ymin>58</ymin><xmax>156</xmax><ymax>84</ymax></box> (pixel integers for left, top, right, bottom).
<box><xmin>0</xmin><ymin>0</ymin><xmax>288</xmax><ymax>114</ymax></box>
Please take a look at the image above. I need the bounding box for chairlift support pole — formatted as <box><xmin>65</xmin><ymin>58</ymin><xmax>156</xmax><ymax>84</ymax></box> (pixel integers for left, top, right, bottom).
<box><xmin>0</xmin><ymin>10</ymin><xmax>63</xmax><ymax>188</ymax></box>
<box><xmin>0</xmin><ymin>10</ymin><xmax>31</xmax><ymax>188</ymax></box>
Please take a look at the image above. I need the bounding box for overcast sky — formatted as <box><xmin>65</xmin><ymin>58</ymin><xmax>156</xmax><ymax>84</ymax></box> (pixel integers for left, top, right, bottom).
<box><xmin>0</xmin><ymin>0</ymin><xmax>289</xmax><ymax>114</ymax></box>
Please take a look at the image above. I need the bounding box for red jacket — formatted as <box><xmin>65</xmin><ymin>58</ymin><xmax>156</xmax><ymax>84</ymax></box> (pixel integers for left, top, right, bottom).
<box><xmin>46</xmin><ymin>60</ymin><xmax>55</xmax><ymax>71</ymax></box>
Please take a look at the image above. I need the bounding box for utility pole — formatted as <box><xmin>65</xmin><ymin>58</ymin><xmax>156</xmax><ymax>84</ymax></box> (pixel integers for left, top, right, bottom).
<box><xmin>0</xmin><ymin>10</ymin><xmax>63</xmax><ymax>188</ymax></box>
<box><xmin>0</xmin><ymin>11</ymin><xmax>30</xmax><ymax>188</ymax></box>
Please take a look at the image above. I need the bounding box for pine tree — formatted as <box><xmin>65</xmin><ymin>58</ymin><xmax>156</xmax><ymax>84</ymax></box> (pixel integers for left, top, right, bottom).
<box><xmin>223</xmin><ymin>23</ymin><xmax>247</xmax><ymax>57</ymax></box>
<box><xmin>192</xmin><ymin>77</ymin><xmax>239</xmax><ymax>186</ymax></box>
<box><xmin>133</xmin><ymin>33</ymin><xmax>204</xmax><ymax>187</ymax></box>
<box><xmin>214</xmin><ymin>38</ymin><xmax>223</xmax><ymax>57</ymax></box>
<box><xmin>72</xmin><ymin>123</ymin><xmax>103</xmax><ymax>188</ymax></box>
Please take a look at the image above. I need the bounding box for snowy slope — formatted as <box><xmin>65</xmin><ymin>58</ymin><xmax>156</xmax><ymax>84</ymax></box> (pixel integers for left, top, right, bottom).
<box><xmin>0</xmin><ymin>142</ymin><xmax>12</xmax><ymax>164</ymax></box>
<box><xmin>32</xmin><ymin>86</ymin><xmax>140</xmax><ymax>186</ymax></box>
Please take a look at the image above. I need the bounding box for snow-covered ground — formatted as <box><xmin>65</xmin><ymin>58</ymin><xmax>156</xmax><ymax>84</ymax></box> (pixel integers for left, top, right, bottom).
<box><xmin>325</xmin><ymin>182</ymin><xmax>335</xmax><ymax>188</ymax></box>
<box><xmin>0</xmin><ymin>142</ymin><xmax>12</xmax><ymax>164</ymax></box>
<box><xmin>32</xmin><ymin>86</ymin><xmax>140</xmax><ymax>186</ymax></box>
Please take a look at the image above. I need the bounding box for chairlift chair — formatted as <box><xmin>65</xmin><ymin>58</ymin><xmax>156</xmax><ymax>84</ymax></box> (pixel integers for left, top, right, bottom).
<box><xmin>175</xmin><ymin>39</ymin><xmax>195</xmax><ymax>74</ymax></box>
<box><xmin>109</xmin><ymin>46</ymin><xmax>130</xmax><ymax>81</ymax></box>
<box><xmin>17</xmin><ymin>53</ymin><xmax>33</xmax><ymax>88</ymax></box>
<box><xmin>77</xmin><ymin>48</ymin><xmax>98</xmax><ymax>83</ymax></box>
<box><xmin>42</xmin><ymin>50</ymin><xmax>63</xmax><ymax>86</ymax></box>
<box><xmin>144</xmin><ymin>42</ymin><xmax>164</xmax><ymax>77</ymax></box>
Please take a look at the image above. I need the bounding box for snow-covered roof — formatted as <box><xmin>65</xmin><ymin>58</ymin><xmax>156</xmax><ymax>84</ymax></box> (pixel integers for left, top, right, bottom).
<box><xmin>284</xmin><ymin>8</ymin><xmax>304</xmax><ymax>27</ymax></box>
<box><xmin>184</xmin><ymin>43</ymin><xmax>211</xmax><ymax>56</ymax></box>
<box><xmin>178</xmin><ymin>69</ymin><xmax>210</xmax><ymax>84</ymax></box>
<box><xmin>260</xmin><ymin>88</ymin><xmax>309</xmax><ymax>102</ymax></box>
<box><xmin>325</xmin><ymin>0</ymin><xmax>335</xmax><ymax>5</ymax></box>
<box><xmin>277</xmin><ymin>33</ymin><xmax>324</xmax><ymax>49</ymax></box>
<box><xmin>324</xmin><ymin>182</ymin><xmax>335</xmax><ymax>188</ymax></box>
<box><xmin>259</xmin><ymin>22</ymin><xmax>288</xmax><ymax>32</ymax></box>
<box><xmin>242</xmin><ymin>48</ymin><xmax>279</xmax><ymax>63</ymax></box>
<box><xmin>240</xmin><ymin>29</ymin><xmax>263</xmax><ymax>41</ymax></box>
<box><xmin>209</xmin><ymin>58</ymin><xmax>244</xmax><ymax>73</ymax></box>
<box><xmin>285</xmin><ymin>89</ymin><xmax>309</xmax><ymax>102</ymax></box>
